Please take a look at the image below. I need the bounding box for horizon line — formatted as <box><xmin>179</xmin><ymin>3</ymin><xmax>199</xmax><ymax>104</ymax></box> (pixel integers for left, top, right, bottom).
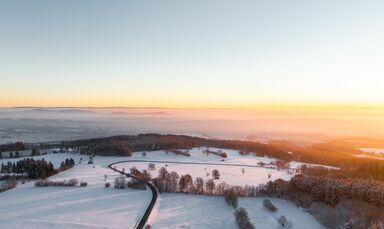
<box><xmin>2</xmin><ymin>103</ymin><xmax>384</xmax><ymax>110</ymax></box>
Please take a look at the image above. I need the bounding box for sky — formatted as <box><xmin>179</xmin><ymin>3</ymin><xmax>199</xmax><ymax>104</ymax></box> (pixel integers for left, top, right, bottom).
<box><xmin>0</xmin><ymin>0</ymin><xmax>384</xmax><ymax>108</ymax></box>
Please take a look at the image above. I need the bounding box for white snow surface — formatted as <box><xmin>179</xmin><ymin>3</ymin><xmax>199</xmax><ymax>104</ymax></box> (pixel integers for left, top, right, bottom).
<box><xmin>116</xmin><ymin>147</ymin><xmax>335</xmax><ymax>186</ymax></box>
<box><xmin>0</xmin><ymin>148</ymin><xmax>326</xmax><ymax>229</ymax></box>
<box><xmin>358</xmin><ymin>148</ymin><xmax>384</xmax><ymax>154</ymax></box>
<box><xmin>0</xmin><ymin>155</ymin><xmax>151</xmax><ymax>229</ymax></box>
<box><xmin>153</xmin><ymin>194</ymin><xmax>324</xmax><ymax>229</ymax></box>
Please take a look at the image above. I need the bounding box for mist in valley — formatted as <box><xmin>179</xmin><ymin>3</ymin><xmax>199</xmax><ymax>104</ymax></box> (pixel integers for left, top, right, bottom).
<box><xmin>1</xmin><ymin>107</ymin><xmax>383</xmax><ymax>145</ymax></box>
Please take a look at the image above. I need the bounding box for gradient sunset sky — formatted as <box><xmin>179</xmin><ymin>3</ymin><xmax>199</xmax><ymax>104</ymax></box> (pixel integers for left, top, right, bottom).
<box><xmin>1</xmin><ymin>0</ymin><xmax>383</xmax><ymax>108</ymax></box>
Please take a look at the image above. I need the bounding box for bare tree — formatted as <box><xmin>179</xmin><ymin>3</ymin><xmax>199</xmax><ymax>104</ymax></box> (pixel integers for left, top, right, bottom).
<box><xmin>212</xmin><ymin>169</ymin><xmax>220</xmax><ymax>179</ymax></box>
<box><xmin>194</xmin><ymin>177</ymin><xmax>204</xmax><ymax>194</ymax></box>
<box><xmin>205</xmin><ymin>179</ymin><xmax>215</xmax><ymax>195</ymax></box>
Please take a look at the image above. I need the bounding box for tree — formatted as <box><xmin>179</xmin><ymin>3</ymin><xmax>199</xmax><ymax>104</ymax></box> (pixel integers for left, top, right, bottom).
<box><xmin>205</xmin><ymin>179</ymin><xmax>215</xmax><ymax>195</ymax></box>
<box><xmin>194</xmin><ymin>177</ymin><xmax>204</xmax><ymax>194</ymax></box>
<box><xmin>278</xmin><ymin>215</ymin><xmax>292</xmax><ymax>228</ymax></box>
<box><xmin>31</xmin><ymin>148</ymin><xmax>40</xmax><ymax>156</ymax></box>
<box><xmin>142</xmin><ymin>169</ymin><xmax>151</xmax><ymax>182</ymax></box>
<box><xmin>212</xmin><ymin>169</ymin><xmax>220</xmax><ymax>179</ymax></box>
<box><xmin>179</xmin><ymin>175</ymin><xmax>187</xmax><ymax>192</ymax></box>
<box><xmin>263</xmin><ymin>199</ymin><xmax>277</xmax><ymax>212</ymax></box>
<box><xmin>234</xmin><ymin>208</ymin><xmax>255</xmax><ymax>229</ymax></box>
<box><xmin>170</xmin><ymin>171</ymin><xmax>179</xmax><ymax>192</ymax></box>
<box><xmin>148</xmin><ymin>163</ymin><xmax>156</xmax><ymax>170</ymax></box>
<box><xmin>158</xmin><ymin>167</ymin><xmax>168</xmax><ymax>180</ymax></box>
<box><xmin>183</xmin><ymin>174</ymin><xmax>193</xmax><ymax>192</ymax></box>
<box><xmin>156</xmin><ymin>167</ymin><xmax>170</xmax><ymax>192</ymax></box>
<box><xmin>114</xmin><ymin>176</ymin><xmax>126</xmax><ymax>189</ymax></box>
<box><xmin>225</xmin><ymin>188</ymin><xmax>238</xmax><ymax>209</ymax></box>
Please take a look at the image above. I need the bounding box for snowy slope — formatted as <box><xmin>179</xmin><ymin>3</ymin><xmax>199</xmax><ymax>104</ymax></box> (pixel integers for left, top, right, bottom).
<box><xmin>0</xmin><ymin>148</ymin><xmax>327</xmax><ymax>229</ymax></box>
<box><xmin>153</xmin><ymin>194</ymin><xmax>324</xmax><ymax>229</ymax></box>
<box><xmin>0</xmin><ymin>157</ymin><xmax>151</xmax><ymax>229</ymax></box>
<box><xmin>239</xmin><ymin>197</ymin><xmax>324</xmax><ymax>229</ymax></box>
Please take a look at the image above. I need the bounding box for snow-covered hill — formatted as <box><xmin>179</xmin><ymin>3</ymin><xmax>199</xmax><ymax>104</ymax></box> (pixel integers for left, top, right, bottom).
<box><xmin>0</xmin><ymin>148</ymin><xmax>327</xmax><ymax>228</ymax></box>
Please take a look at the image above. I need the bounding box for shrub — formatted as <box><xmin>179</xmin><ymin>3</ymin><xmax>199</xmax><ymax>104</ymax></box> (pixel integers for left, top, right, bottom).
<box><xmin>35</xmin><ymin>179</ymin><xmax>80</xmax><ymax>187</ymax></box>
<box><xmin>67</xmin><ymin>179</ymin><xmax>79</xmax><ymax>187</ymax></box>
<box><xmin>224</xmin><ymin>188</ymin><xmax>238</xmax><ymax>209</ymax></box>
<box><xmin>127</xmin><ymin>178</ymin><xmax>146</xmax><ymax>190</ymax></box>
<box><xmin>148</xmin><ymin>163</ymin><xmax>156</xmax><ymax>170</ymax></box>
<box><xmin>278</xmin><ymin>215</ymin><xmax>292</xmax><ymax>228</ymax></box>
<box><xmin>114</xmin><ymin>176</ymin><xmax>126</xmax><ymax>189</ymax></box>
<box><xmin>0</xmin><ymin>179</ymin><xmax>17</xmax><ymax>192</ymax></box>
<box><xmin>166</xmin><ymin>149</ymin><xmax>191</xmax><ymax>157</ymax></box>
<box><xmin>263</xmin><ymin>199</ymin><xmax>277</xmax><ymax>212</ymax></box>
<box><xmin>80</xmin><ymin>181</ymin><xmax>88</xmax><ymax>187</ymax></box>
<box><xmin>105</xmin><ymin>182</ymin><xmax>111</xmax><ymax>188</ymax></box>
<box><xmin>212</xmin><ymin>169</ymin><xmax>220</xmax><ymax>179</ymax></box>
<box><xmin>234</xmin><ymin>207</ymin><xmax>255</xmax><ymax>229</ymax></box>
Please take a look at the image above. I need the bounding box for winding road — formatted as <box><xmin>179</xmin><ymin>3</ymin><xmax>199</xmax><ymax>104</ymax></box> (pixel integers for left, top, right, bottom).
<box><xmin>108</xmin><ymin>159</ymin><xmax>275</xmax><ymax>228</ymax></box>
<box><xmin>108</xmin><ymin>161</ymin><xmax>158</xmax><ymax>229</ymax></box>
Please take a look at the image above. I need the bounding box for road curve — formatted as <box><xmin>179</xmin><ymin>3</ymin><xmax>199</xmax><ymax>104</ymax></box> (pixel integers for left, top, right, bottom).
<box><xmin>107</xmin><ymin>159</ymin><xmax>273</xmax><ymax>228</ymax></box>
<box><xmin>108</xmin><ymin>161</ymin><xmax>158</xmax><ymax>229</ymax></box>
<box><xmin>110</xmin><ymin>159</ymin><xmax>272</xmax><ymax>169</ymax></box>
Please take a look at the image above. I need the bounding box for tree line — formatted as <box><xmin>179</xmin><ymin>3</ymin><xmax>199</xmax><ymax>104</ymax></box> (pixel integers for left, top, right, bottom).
<box><xmin>0</xmin><ymin>158</ymin><xmax>75</xmax><ymax>180</ymax></box>
<box><xmin>259</xmin><ymin>174</ymin><xmax>384</xmax><ymax>228</ymax></box>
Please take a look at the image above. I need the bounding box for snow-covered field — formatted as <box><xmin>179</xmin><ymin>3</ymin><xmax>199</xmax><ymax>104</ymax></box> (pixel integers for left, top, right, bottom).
<box><xmin>0</xmin><ymin>156</ymin><xmax>151</xmax><ymax>229</ymax></box>
<box><xmin>354</xmin><ymin>148</ymin><xmax>384</xmax><ymax>160</ymax></box>
<box><xmin>119</xmin><ymin>161</ymin><xmax>291</xmax><ymax>186</ymax></box>
<box><xmin>0</xmin><ymin>148</ymin><xmax>326</xmax><ymax>228</ymax></box>
<box><xmin>154</xmin><ymin>194</ymin><xmax>324</xmax><ymax>229</ymax></box>
<box><xmin>116</xmin><ymin>147</ymin><xmax>336</xmax><ymax>186</ymax></box>
<box><xmin>358</xmin><ymin>148</ymin><xmax>384</xmax><ymax>154</ymax></box>
<box><xmin>116</xmin><ymin>147</ymin><xmax>290</xmax><ymax>186</ymax></box>
<box><xmin>239</xmin><ymin>197</ymin><xmax>324</xmax><ymax>229</ymax></box>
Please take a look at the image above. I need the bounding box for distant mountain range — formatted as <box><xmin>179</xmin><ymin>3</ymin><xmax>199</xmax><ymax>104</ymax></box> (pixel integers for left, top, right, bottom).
<box><xmin>110</xmin><ymin>111</ymin><xmax>167</xmax><ymax>115</ymax></box>
<box><xmin>27</xmin><ymin>108</ymin><xmax>95</xmax><ymax>114</ymax></box>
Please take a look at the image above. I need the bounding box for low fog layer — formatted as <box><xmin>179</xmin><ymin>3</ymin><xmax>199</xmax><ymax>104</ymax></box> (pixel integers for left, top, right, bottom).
<box><xmin>0</xmin><ymin>108</ymin><xmax>383</xmax><ymax>145</ymax></box>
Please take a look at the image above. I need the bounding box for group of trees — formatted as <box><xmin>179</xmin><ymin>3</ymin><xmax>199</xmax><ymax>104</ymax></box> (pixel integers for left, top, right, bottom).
<box><xmin>299</xmin><ymin>162</ymin><xmax>384</xmax><ymax>182</ymax></box>
<box><xmin>59</xmin><ymin>158</ymin><xmax>75</xmax><ymax>171</ymax></box>
<box><xmin>0</xmin><ymin>142</ymin><xmax>25</xmax><ymax>152</ymax></box>
<box><xmin>151</xmin><ymin>167</ymin><xmax>259</xmax><ymax>197</ymax></box>
<box><xmin>152</xmin><ymin>166</ymin><xmax>217</xmax><ymax>194</ymax></box>
<box><xmin>89</xmin><ymin>144</ymin><xmax>132</xmax><ymax>156</ymax></box>
<box><xmin>58</xmin><ymin>134</ymin><xmax>292</xmax><ymax>162</ymax></box>
<box><xmin>0</xmin><ymin>158</ymin><xmax>54</xmax><ymax>179</ymax></box>
<box><xmin>114</xmin><ymin>176</ymin><xmax>126</xmax><ymax>189</ymax></box>
<box><xmin>259</xmin><ymin>174</ymin><xmax>384</xmax><ymax>228</ymax></box>
<box><xmin>0</xmin><ymin>158</ymin><xmax>75</xmax><ymax>180</ymax></box>
<box><xmin>203</xmin><ymin>149</ymin><xmax>227</xmax><ymax>158</ymax></box>
<box><xmin>165</xmin><ymin>149</ymin><xmax>191</xmax><ymax>157</ymax></box>
<box><xmin>35</xmin><ymin>178</ymin><xmax>79</xmax><ymax>187</ymax></box>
